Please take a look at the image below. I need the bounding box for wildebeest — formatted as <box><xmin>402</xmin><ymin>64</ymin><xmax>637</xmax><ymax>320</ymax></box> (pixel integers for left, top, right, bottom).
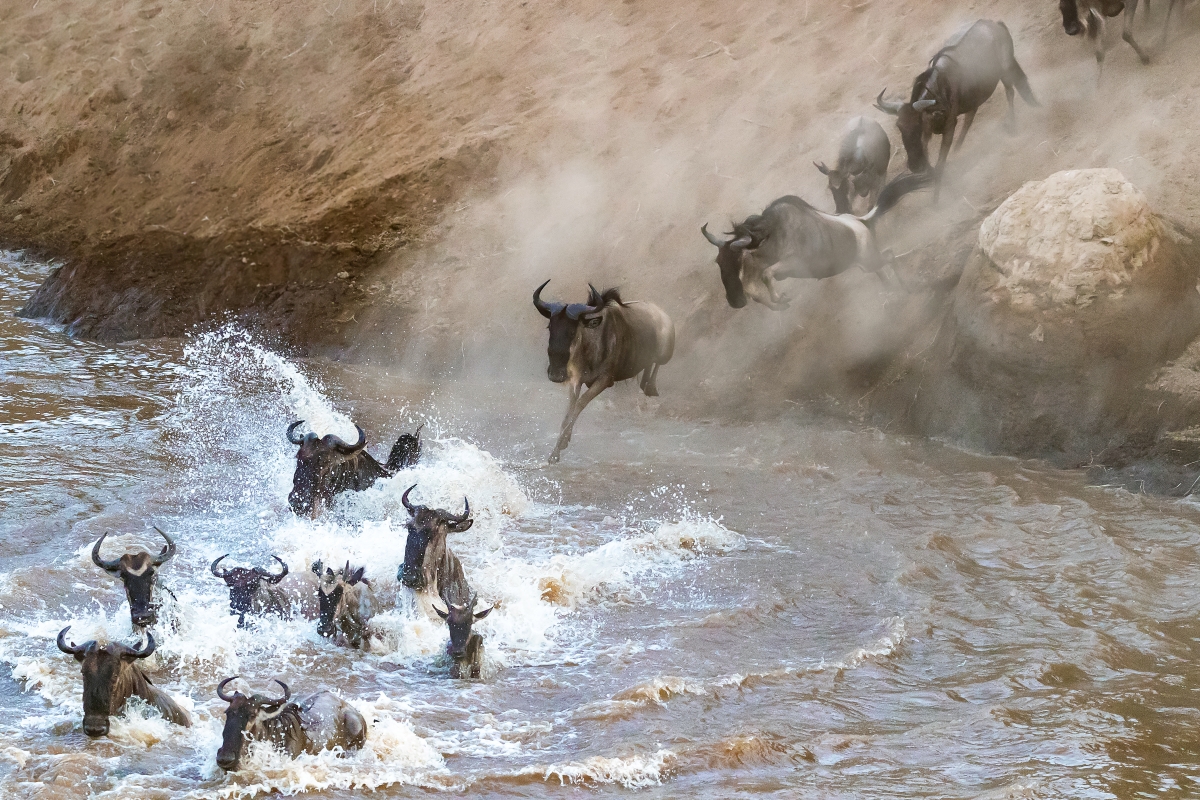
<box><xmin>398</xmin><ymin>485</ymin><xmax>474</xmax><ymax>608</ymax></box>
<box><xmin>56</xmin><ymin>627</ymin><xmax>191</xmax><ymax>737</ymax></box>
<box><xmin>215</xmin><ymin>677</ymin><xmax>366</xmax><ymax>771</ymax></box>
<box><xmin>875</xmin><ymin>20</ymin><xmax>1038</xmax><ymax>197</ymax></box>
<box><xmin>287</xmin><ymin>420</ymin><xmax>423</xmax><ymax>517</ymax></box>
<box><xmin>91</xmin><ymin>528</ymin><xmax>177</xmax><ymax>629</ymax></box>
<box><xmin>533</xmin><ymin>282</ymin><xmax>675</xmax><ymax>463</ymax></box>
<box><xmin>211</xmin><ymin>555</ymin><xmax>291</xmax><ymax>627</ymax></box>
<box><xmin>434</xmin><ymin>596</ymin><xmax>493</xmax><ymax>679</ymax></box>
<box><xmin>814</xmin><ymin>116</ymin><xmax>891</xmax><ymax>214</ymax></box>
<box><xmin>701</xmin><ymin>172</ymin><xmax>932</xmax><ymax>310</ymax></box>
<box><xmin>316</xmin><ymin>562</ymin><xmax>374</xmax><ymax>649</ymax></box>
<box><xmin>1059</xmin><ymin>1</ymin><xmax>1174</xmax><ymax>67</ymax></box>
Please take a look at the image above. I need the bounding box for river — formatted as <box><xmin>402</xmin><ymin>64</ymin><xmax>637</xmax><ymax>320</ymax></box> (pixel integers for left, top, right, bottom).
<box><xmin>1</xmin><ymin>250</ymin><xmax>1198</xmax><ymax>799</ymax></box>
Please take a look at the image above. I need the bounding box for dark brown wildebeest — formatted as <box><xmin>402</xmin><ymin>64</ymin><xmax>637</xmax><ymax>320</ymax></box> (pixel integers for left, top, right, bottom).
<box><xmin>211</xmin><ymin>555</ymin><xmax>291</xmax><ymax>627</ymax></box>
<box><xmin>814</xmin><ymin>116</ymin><xmax>892</xmax><ymax>214</ymax></box>
<box><xmin>398</xmin><ymin>485</ymin><xmax>474</xmax><ymax>608</ymax></box>
<box><xmin>433</xmin><ymin>596</ymin><xmax>493</xmax><ymax>679</ymax></box>
<box><xmin>1059</xmin><ymin>1</ymin><xmax>1177</xmax><ymax>67</ymax></box>
<box><xmin>315</xmin><ymin>561</ymin><xmax>375</xmax><ymax>649</ymax></box>
<box><xmin>215</xmin><ymin>677</ymin><xmax>366</xmax><ymax>771</ymax></box>
<box><xmin>875</xmin><ymin>19</ymin><xmax>1038</xmax><ymax>198</ymax></box>
<box><xmin>91</xmin><ymin>528</ymin><xmax>177</xmax><ymax>629</ymax></box>
<box><xmin>287</xmin><ymin>421</ymin><xmax>423</xmax><ymax>517</ymax></box>
<box><xmin>533</xmin><ymin>282</ymin><xmax>675</xmax><ymax>463</ymax></box>
<box><xmin>702</xmin><ymin>172</ymin><xmax>932</xmax><ymax>310</ymax></box>
<box><xmin>56</xmin><ymin>627</ymin><xmax>191</xmax><ymax>737</ymax></box>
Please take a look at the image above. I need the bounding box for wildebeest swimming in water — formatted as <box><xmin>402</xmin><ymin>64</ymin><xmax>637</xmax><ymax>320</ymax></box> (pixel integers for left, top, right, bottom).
<box><xmin>286</xmin><ymin>420</ymin><xmax>423</xmax><ymax>517</ymax></box>
<box><xmin>398</xmin><ymin>485</ymin><xmax>475</xmax><ymax>608</ymax></box>
<box><xmin>91</xmin><ymin>527</ymin><xmax>177</xmax><ymax>629</ymax></box>
<box><xmin>814</xmin><ymin>116</ymin><xmax>891</xmax><ymax>215</ymax></box>
<box><xmin>56</xmin><ymin>627</ymin><xmax>191</xmax><ymax>737</ymax></box>
<box><xmin>533</xmin><ymin>282</ymin><xmax>675</xmax><ymax>463</ymax></box>
<box><xmin>215</xmin><ymin>677</ymin><xmax>366</xmax><ymax>771</ymax></box>
<box><xmin>875</xmin><ymin>19</ymin><xmax>1038</xmax><ymax>198</ymax></box>
<box><xmin>434</xmin><ymin>595</ymin><xmax>493</xmax><ymax>679</ymax></box>
<box><xmin>1059</xmin><ymin>0</ymin><xmax>1175</xmax><ymax>69</ymax></box>
<box><xmin>701</xmin><ymin>172</ymin><xmax>933</xmax><ymax>310</ymax></box>
<box><xmin>211</xmin><ymin>555</ymin><xmax>291</xmax><ymax>627</ymax></box>
<box><xmin>315</xmin><ymin>561</ymin><xmax>375</xmax><ymax>649</ymax></box>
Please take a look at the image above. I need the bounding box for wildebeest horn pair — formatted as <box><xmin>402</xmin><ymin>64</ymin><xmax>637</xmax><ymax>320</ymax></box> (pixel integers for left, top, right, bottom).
<box><xmin>532</xmin><ymin>280</ymin><xmax>596</xmax><ymax>321</ymax></box>
<box><xmin>217</xmin><ymin>676</ymin><xmax>290</xmax><ymax>705</ymax></box>
<box><xmin>700</xmin><ymin>224</ymin><xmax>752</xmax><ymax>251</ymax></box>
<box><xmin>57</xmin><ymin>626</ymin><xmax>157</xmax><ymax>659</ymax></box>
<box><xmin>91</xmin><ymin>527</ymin><xmax>176</xmax><ymax>572</ymax></box>
<box><xmin>287</xmin><ymin>420</ymin><xmax>366</xmax><ymax>454</ymax></box>
<box><xmin>210</xmin><ymin>554</ymin><xmax>289</xmax><ymax>583</ymax></box>
<box><xmin>401</xmin><ymin>484</ymin><xmax>470</xmax><ymax>522</ymax></box>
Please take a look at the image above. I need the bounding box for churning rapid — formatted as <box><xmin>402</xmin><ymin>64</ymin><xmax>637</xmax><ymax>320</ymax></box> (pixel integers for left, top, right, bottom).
<box><xmin>2</xmin><ymin>247</ymin><xmax>1199</xmax><ymax>799</ymax></box>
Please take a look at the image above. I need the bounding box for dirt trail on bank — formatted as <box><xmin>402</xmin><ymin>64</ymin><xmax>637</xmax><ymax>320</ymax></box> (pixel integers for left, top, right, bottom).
<box><xmin>2</xmin><ymin>0</ymin><xmax>1199</xmax><ymax>392</ymax></box>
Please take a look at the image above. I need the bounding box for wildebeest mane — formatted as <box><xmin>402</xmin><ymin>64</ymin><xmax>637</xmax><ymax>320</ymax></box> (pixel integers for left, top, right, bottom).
<box><xmin>586</xmin><ymin>286</ymin><xmax>626</xmax><ymax>308</ymax></box>
<box><xmin>100</xmin><ymin>657</ymin><xmax>189</xmax><ymax>725</ymax></box>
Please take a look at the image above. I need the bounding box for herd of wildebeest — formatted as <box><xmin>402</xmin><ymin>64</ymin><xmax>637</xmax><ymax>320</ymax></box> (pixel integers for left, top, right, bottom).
<box><xmin>50</xmin><ymin>3</ymin><xmax>1190</xmax><ymax>775</ymax></box>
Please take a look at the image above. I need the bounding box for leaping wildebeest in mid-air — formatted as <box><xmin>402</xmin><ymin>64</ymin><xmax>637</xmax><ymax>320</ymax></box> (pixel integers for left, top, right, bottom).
<box><xmin>533</xmin><ymin>282</ymin><xmax>675</xmax><ymax>463</ymax></box>
<box><xmin>875</xmin><ymin>19</ymin><xmax>1038</xmax><ymax>198</ymax></box>
<box><xmin>56</xmin><ymin>628</ymin><xmax>191</xmax><ymax>738</ymax></box>
<box><xmin>814</xmin><ymin>116</ymin><xmax>892</xmax><ymax>214</ymax></box>
<box><xmin>91</xmin><ymin>527</ymin><xmax>177</xmax><ymax>629</ymax></box>
<box><xmin>215</xmin><ymin>677</ymin><xmax>366</xmax><ymax>771</ymax></box>
<box><xmin>701</xmin><ymin>172</ymin><xmax>933</xmax><ymax>311</ymax></box>
<box><xmin>286</xmin><ymin>421</ymin><xmax>423</xmax><ymax>517</ymax></box>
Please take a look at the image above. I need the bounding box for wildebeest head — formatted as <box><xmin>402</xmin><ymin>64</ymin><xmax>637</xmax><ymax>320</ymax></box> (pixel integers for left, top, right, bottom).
<box><xmin>701</xmin><ymin>223</ymin><xmax>757</xmax><ymax>308</ymax></box>
<box><xmin>1059</xmin><ymin>0</ymin><xmax>1086</xmax><ymax>35</ymax></box>
<box><xmin>286</xmin><ymin>421</ymin><xmax>368</xmax><ymax>516</ymax></box>
<box><xmin>874</xmin><ymin>86</ymin><xmax>935</xmax><ymax>173</ymax></box>
<box><xmin>316</xmin><ymin>561</ymin><xmax>368</xmax><ymax>639</ymax></box>
<box><xmin>92</xmin><ymin>528</ymin><xmax>176</xmax><ymax>628</ymax></box>
<box><xmin>399</xmin><ymin>484</ymin><xmax>473</xmax><ymax>590</ymax></box>
<box><xmin>433</xmin><ymin>595</ymin><xmax>493</xmax><ymax>660</ymax></box>
<box><xmin>211</xmin><ymin>555</ymin><xmax>288</xmax><ymax>626</ymax></box>
<box><xmin>533</xmin><ymin>280</ymin><xmax>594</xmax><ymax>383</ymax></box>
<box><xmin>215</xmin><ymin>677</ymin><xmax>292</xmax><ymax>771</ymax></box>
<box><xmin>813</xmin><ymin>161</ymin><xmax>856</xmax><ymax>214</ymax></box>
<box><xmin>57</xmin><ymin>626</ymin><xmax>156</xmax><ymax>738</ymax></box>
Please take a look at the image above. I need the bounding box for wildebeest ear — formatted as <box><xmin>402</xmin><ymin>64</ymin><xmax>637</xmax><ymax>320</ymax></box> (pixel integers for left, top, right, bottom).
<box><xmin>348</xmin><ymin>567</ymin><xmax>366</xmax><ymax>585</ymax></box>
<box><xmin>448</xmin><ymin>518</ymin><xmax>474</xmax><ymax>533</ymax></box>
<box><xmin>474</xmin><ymin>606</ymin><xmax>492</xmax><ymax>620</ymax></box>
<box><xmin>432</xmin><ymin>603</ymin><xmax>449</xmax><ymax>620</ymax></box>
<box><xmin>912</xmin><ymin>98</ymin><xmax>937</xmax><ymax>112</ymax></box>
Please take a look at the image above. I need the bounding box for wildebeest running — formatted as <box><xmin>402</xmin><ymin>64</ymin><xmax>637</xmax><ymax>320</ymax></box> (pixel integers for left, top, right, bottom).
<box><xmin>533</xmin><ymin>282</ymin><xmax>675</xmax><ymax>463</ymax></box>
<box><xmin>56</xmin><ymin>627</ymin><xmax>191</xmax><ymax>737</ymax></box>
<box><xmin>434</xmin><ymin>595</ymin><xmax>493</xmax><ymax>679</ymax></box>
<box><xmin>91</xmin><ymin>527</ymin><xmax>177</xmax><ymax>629</ymax></box>
<box><xmin>1059</xmin><ymin>0</ymin><xmax>1174</xmax><ymax>68</ymax></box>
<box><xmin>702</xmin><ymin>172</ymin><xmax>932</xmax><ymax>310</ymax></box>
<box><xmin>315</xmin><ymin>561</ymin><xmax>375</xmax><ymax>649</ymax></box>
<box><xmin>211</xmin><ymin>554</ymin><xmax>291</xmax><ymax>627</ymax></box>
<box><xmin>875</xmin><ymin>19</ymin><xmax>1038</xmax><ymax>197</ymax></box>
<box><xmin>814</xmin><ymin>116</ymin><xmax>891</xmax><ymax>214</ymax></box>
<box><xmin>286</xmin><ymin>420</ymin><xmax>423</xmax><ymax>517</ymax></box>
<box><xmin>215</xmin><ymin>677</ymin><xmax>366</xmax><ymax>771</ymax></box>
<box><xmin>398</xmin><ymin>485</ymin><xmax>475</xmax><ymax>607</ymax></box>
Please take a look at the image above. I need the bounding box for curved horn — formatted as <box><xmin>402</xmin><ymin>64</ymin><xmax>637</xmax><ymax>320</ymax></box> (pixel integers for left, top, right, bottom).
<box><xmin>116</xmin><ymin>632</ymin><xmax>157</xmax><ymax>659</ymax></box>
<box><xmin>701</xmin><ymin>223</ymin><xmax>726</xmax><ymax>248</ymax></box>
<box><xmin>264</xmin><ymin>679</ymin><xmax>290</xmax><ymax>706</ymax></box>
<box><xmin>91</xmin><ymin>532</ymin><xmax>122</xmax><ymax>573</ymax></box>
<box><xmin>814</xmin><ymin>161</ymin><xmax>830</xmax><ymax>175</ymax></box>
<box><xmin>729</xmin><ymin>235</ymin><xmax>753</xmax><ymax>250</ymax></box>
<box><xmin>332</xmin><ymin>425</ymin><xmax>367</xmax><ymax>455</ymax></box>
<box><xmin>286</xmin><ymin>421</ymin><xmax>306</xmax><ymax>445</ymax></box>
<box><xmin>533</xmin><ymin>279</ymin><xmax>556</xmax><ymax>319</ymax></box>
<box><xmin>217</xmin><ymin>676</ymin><xmax>240</xmax><ymax>702</ymax></box>
<box><xmin>57</xmin><ymin>626</ymin><xmax>85</xmax><ymax>656</ymax></box>
<box><xmin>874</xmin><ymin>88</ymin><xmax>904</xmax><ymax>116</ymax></box>
<box><xmin>211</xmin><ymin>554</ymin><xmax>231</xmax><ymax>580</ymax></box>
<box><xmin>912</xmin><ymin>98</ymin><xmax>937</xmax><ymax>112</ymax></box>
<box><xmin>257</xmin><ymin>556</ymin><xmax>288</xmax><ymax>584</ymax></box>
<box><xmin>151</xmin><ymin>527</ymin><xmax>176</xmax><ymax>567</ymax></box>
<box><xmin>402</xmin><ymin>484</ymin><xmax>418</xmax><ymax>514</ymax></box>
<box><xmin>450</xmin><ymin>497</ymin><xmax>471</xmax><ymax>524</ymax></box>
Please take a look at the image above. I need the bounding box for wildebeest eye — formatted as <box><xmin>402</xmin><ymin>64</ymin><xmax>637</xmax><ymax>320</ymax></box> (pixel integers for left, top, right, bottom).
<box><xmin>583</xmin><ymin>317</ymin><xmax>601</xmax><ymax>328</ymax></box>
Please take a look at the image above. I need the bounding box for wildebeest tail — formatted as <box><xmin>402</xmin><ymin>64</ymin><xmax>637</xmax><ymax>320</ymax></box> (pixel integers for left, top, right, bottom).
<box><xmin>859</xmin><ymin>172</ymin><xmax>934</xmax><ymax>228</ymax></box>
<box><xmin>997</xmin><ymin>21</ymin><xmax>1039</xmax><ymax>107</ymax></box>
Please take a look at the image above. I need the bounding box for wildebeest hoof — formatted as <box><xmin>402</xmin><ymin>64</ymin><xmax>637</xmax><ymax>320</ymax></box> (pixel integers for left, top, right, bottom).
<box><xmin>643</xmin><ymin>385</ymin><xmax>659</xmax><ymax>397</ymax></box>
<box><xmin>548</xmin><ymin>451</ymin><xmax>561</xmax><ymax>464</ymax></box>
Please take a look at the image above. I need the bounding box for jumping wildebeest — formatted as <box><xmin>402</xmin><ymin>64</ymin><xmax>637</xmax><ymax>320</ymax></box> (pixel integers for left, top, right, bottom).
<box><xmin>398</xmin><ymin>485</ymin><xmax>474</xmax><ymax>608</ymax></box>
<box><xmin>287</xmin><ymin>420</ymin><xmax>423</xmax><ymax>517</ymax></box>
<box><xmin>56</xmin><ymin>627</ymin><xmax>191</xmax><ymax>737</ymax></box>
<box><xmin>533</xmin><ymin>282</ymin><xmax>675</xmax><ymax>463</ymax></box>
<box><xmin>875</xmin><ymin>19</ymin><xmax>1038</xmax><ymax>198</ymax></box>
<box><xmin>434</xmin><ymin>596</ymin><xmax>493</xmax><ymax>679</ymax></box>
<box><xmin>316</xmin><ymin>562</ymin><xmax>374</xmax><ymax>649</ymax></box>
<box><xmin>814</xmin><ymin>116</ymin><xmax>891</xmax><ymax>214</ymax></box>
<box><xmin>215</xmin><ymin>677</ymin><xmax>366</xmax><ymax>771</ymax></box>
<box><xmin>701</xmin><ymin>173</ymin><xmax>932</xmax><ymax>310</ymax></box>
<box><xmin>91</xmin><ymin>528</ymin><xmax>177</xmax><ymax>629</ymax></box>
<box><xmin>211</xmin><ymin>555</ymin><xmax>291</xmax><ymax>627</ymax></box>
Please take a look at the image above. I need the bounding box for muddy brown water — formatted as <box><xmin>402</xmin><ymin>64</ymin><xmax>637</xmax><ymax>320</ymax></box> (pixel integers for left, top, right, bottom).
<box><xmin>1</xmin><ymin>250</ymin><xmax>1199</xmax><ymax>799</ymax></box>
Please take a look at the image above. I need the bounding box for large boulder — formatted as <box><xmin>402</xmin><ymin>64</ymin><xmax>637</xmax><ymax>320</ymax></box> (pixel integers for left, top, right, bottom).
<box><xmin>896</xmin><ymin>168</ymin><xmax>1200</xmax><ymax>463</ymax></box>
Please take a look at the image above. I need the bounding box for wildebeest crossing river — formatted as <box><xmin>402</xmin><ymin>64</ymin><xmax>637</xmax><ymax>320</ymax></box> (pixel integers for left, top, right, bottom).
<box><xmin>2</xmin><ymin>249</ymin><xmax>1200</xmax><ymax>798</ymax></box>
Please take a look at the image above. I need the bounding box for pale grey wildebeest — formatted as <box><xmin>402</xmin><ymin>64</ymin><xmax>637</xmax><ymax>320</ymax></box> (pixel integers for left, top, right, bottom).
<box><xmin>875</xmin><ymin>19</ymin><xmax>1038</xmax><ymax>199</ymax></box>
<box><xmin>92</xmin><ymin>527</ymin><xmax>177</xmax><ymax>629</ymax></box>
<box><xmin>56</xmin><ymin>627</ymin><xmax>191</xmax><ymax>738</ymax></box>
<box><xmin>1059</xmin><ymin>1</ymin><xmax>1180</xmax><ymax>69</ymax></box>
<box><xmin>533</xmin><ymin>282</ymin><xmax>675</xmax><ymax>463</ymax></box>
<box><xmin>315</xmin><ymin>561</ymin><xmax>375</xmax><ymax>649</ymax></box>
<box><xmin>215</xmin><ymin>677</ymin><xmax>366</xmax><ymax>771</ymax></box>
<box><xmin>702</xmin><ymin>172</ymin><xmax>932</xmax><ymax>310</ymax></box>
<box><xmin>814</xmin><ymin>116</ymin><xmax>891</xmax><ymax>214</ymax></box>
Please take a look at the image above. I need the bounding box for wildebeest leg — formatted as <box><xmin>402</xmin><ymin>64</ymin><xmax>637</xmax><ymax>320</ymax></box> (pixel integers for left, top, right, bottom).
<box><xmin>1162</xmin><ymin>0</ymin><xmax>1179</xmax><ymax>44</ymax></box>
<box><xmin>932</xmin><ymin>113</ymin><xmax>958</xmax><ymax>203</ymax></box>
<box><xmin>640</xmin><ymin>363</ymin><xmax>661</xmax><ymax>397</ymax></box>
<box><xmin>1122</xmin><ymin>0</ymin><xmax>1153</xmax><ymax>62</ymax></box>
<box><xmin>1088</xmin><ymin>9</ymin><xmax>1107</xmax><ymax>78</ymax></box>
<box><xmin>954</xmin><ymin>109</ymin><xmax>978</xmax><ymax>149</ymax></box>
<box><xmin>549</xmin><ymin>378</ymin><xmax>612</xmax><ymax>463</ymax></box>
